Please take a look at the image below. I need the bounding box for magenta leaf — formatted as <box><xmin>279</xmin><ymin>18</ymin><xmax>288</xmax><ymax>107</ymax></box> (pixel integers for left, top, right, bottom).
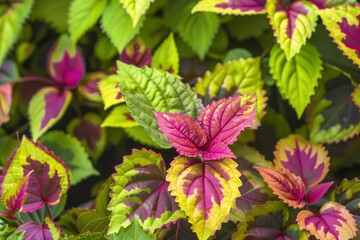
<box><xmin>304</xmin><ymin>182</ymin><xmax>334</xmax><ymax>205</ymax></box>
<box><xmin>17</xmin><ymin>217</ymin><xmax>61</xmax><ymax>240</ymax></box>
<box><xmin>155</xmin><ymin>112</ymin><xmax>207</xmax><ymax>157</ymax></box>
<box><xmin>198</xmin><ymin>95</ymin><xmax>256</xmax><ymax>145</ymax></box>
<box><xmin>21</xmin><ymin>158</ymin><xmax>62</xmax><ymax>212</ymax></box>
<box><xmin>201</xmin><ymin>141</ymin><xmax>235</xmax><ymax>160</ymax></box>
<box><xmin>120</xmin><ymin>38</ymin><xmax>152</xmax><ymax>68</ymax></box>
<box><xmin>216</xmin><ymin>0</ymin><xmax>266</xmax><ymax>13</ymax></box>
<box><xmin>339</xmin><ymin>13</ymin><xmax>360</xmax><ymax>59</ymax></box>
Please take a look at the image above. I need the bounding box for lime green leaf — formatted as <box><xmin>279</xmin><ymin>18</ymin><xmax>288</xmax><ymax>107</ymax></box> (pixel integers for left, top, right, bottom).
<box><xmin>31</xmin><ymin>0</ymin><xmax>70</xmax><ymax>32</ymax></box>
<box><xmin>40</xmin><ymin>131</ymin><xmax>99</xmax><ymax>185</ymax></box>
<box><xmin>69</xmin><ymin>0</ymin><xmax>108</xmax><ymax>43</ymax></box>
<box><xmin>151</xmin><ymin>33</ymin><xmax>179</xmax><ymax>75</ymax></box>
<box><xmin>124</xmin><ymin>126</ymin><xmax>160</xmax><ymax>148</ymax></box>
<box><xmin>353</xmin><ymin>84</ymin><xmax>360</xmax><ymax>108</ymax></box>
<box><xmin>95</xmin><ymin>35</ymin><xmax>118</xmax><ymax>61</ymax></box>
<box><xmin>120</xmin><ymin>0</ymin><xmax>155</xmax><ymax>27</ymax></box>
<box><xmin>101</xmin><ymin>0</ymin><xmax>145</xmax><ymax>53</ymax></box>
<box><xmin>269</xmin><ymin>43</ymin><xmax>323</xmax><ymax>118</ymax></box>
<box><xmin>110</xmin><ymin>218</ymin><xmax>155</xmax><ymax>240</ymax></box>
<box><xmin>0</xmin><ymin>224</ymin><xmax>24</xmax><ymax>240</ymax></box>
<box><xmin>0</xmin><ymin>0</ymin><xmax>34</xmax><ymax>66</ymax></box>
<box><xmin>99</xmin><ymin>74</ymin><xmax>124</xmax><ymax>110</ymax></box>
<box><xmin>102</xmin><ymin>105</ymin><xmax>138</xmax><ymax>128</ymax></box>
<box><xmin>319</xmin><ymin>5</ymin><xmax>360</xmax><ymax>68</ymax></box>
<box><xmin>117</xmin><ymin>61</ymin><xmax>201</xmax><ymax>148</ymax></box>
<box><xmin>108</xmin><ymin>149</ymin><xmax>184</xmax><ymax>235</ymax></box>
<box><xmin>28</xmin><ymin>87</ymin><xmax>72</xmax><ymax>140</ymax></box>
<box><xmin>167</xmin><ymin>156</ymin><xmax>241</xmax><ymax>240</ymax></box>
<box><xmin>267</xmin><ymin>0</ymin><xmax>318</xmax><ymax>60</ymax></box>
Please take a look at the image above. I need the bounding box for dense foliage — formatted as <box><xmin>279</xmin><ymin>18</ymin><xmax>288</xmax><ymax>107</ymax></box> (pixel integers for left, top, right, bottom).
<box><xmin>0</xmin><ymin>0</ymin><xmax>360</xmax><ymax>239</ymax></box>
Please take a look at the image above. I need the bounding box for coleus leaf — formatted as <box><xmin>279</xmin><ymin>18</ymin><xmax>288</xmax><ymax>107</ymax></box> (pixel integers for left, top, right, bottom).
<box><xmin>101</xmin><ymin>0</ymin><xmax>145</xmax><ymax>53</ymax></box>
<box><xmin>17</xmin><ymin>217</ymin><xmax>61</xmax><ymax>240</ymax></box>
<box><xmin>98</xmin><ymin>74</ymin><xmax>124</xmax><ymax>110</ymax></box>
<box><xmin>0</xmin><ymin>83</ymin><xmax>12</xmax><ymax>126</ymax></box>
<box><xmin>117</xmin><ymin>61</ymin><xmax>201</xmax><ymax>148</ymax></box>
<box><xmin>0</xmin><ymin>0</ymin><xmax>34</xmax><ymax>66</ymax></box>
<box><xmin>0</xmin><ymin>59</ymin><xmax>19</xmax><ymax>84</ymax></box>
<box><xmin>352</xmin><ymin>84</ymin><xmax>360</xmax><ymax>109</ymax></box>
<box><xmin>40</xmin><ymin>131</ymin><xmax>99</xmax><ymax>185</ymax></box>
<box><xmin>267</xmin><ymin>0</ymin><xmax>318</xmax><ymax>60</ymax></box>
<box><xmin>68</xmin><ymin>0</ymin><xmax>108</xmax><ymax>43</ymax></box>
<box><xmin>67</xmin><ymin>113</ymin><xmax>106</xmax><ymax>162</ymax></box>
<box><xmin>76</xmin><ymin>211</ymin><xmax>109</xmax><ymax>234</ymax></box>
<box><xmin>95</xmin><ymin>177</ymin><xmax>113</xmax><ymax>217</ymax></box>
<box><xmin>57</xmin><ymin>208</ymin><xmax>88</xmax><ymax>236</ymax></box>
<box><xmin>274</xmin><ymin>135</ymin><xmax>330</xmax><ymax>187</ymax></box>
<box><xmin>155</xmin><ymin>95</ymin><xmax>256</xmax><ymax>160</ymax></box>
<box><xmin>304</xmin><ymin>182</ymin><xmax>334</xmax><ymax>205</ymax></box>
<box><xmin>110</xmin><ymin>218</ymin><xmax>155</xmax><ymax>240</ymax></box>
<box><xmin>29</xmin><ymin>86</ymin><xmax>72</xmax><ymax>140</ymax></box>
<box><xmin>310</xmin><ymin>0</ymin><xmax>352</xmax><ymax>9</ymax></box>
<box><xmin>0</xmin><ymin>136</ymin><xmax>70</xmax><ymax>203</ymax></box>
<box><xmin>297</xmin><ymin>201</ymin><xmax>358</xmax><ymax>239</ymax></box>
<box><xmin>120</xmin><ymin>37</ymin><xmax>152</xmax><ymax>68</ymax></box>
<box><xmin>124</xmin><ymin>126</ymin><xmax>160</xmax><ymax>148</ymax></box>
<box><xmin>0</xmin><ymin>224</ymin><xmax>24</xmax><ymax>239</ymax></box>
<box><xmin>101</xmin><ymin>104</ymin><xmax>139</xmax><ymax>128</ymax></box>
<box><xmin>1</xmin><ymin>174</ymin><xmax>30</xmax><ymax>217</ymax></box>
<box><xmin>107</xmin><ymin>149</ymin><xmax>185</xmax><ymax>235</ymax></box>
<box><xmin>319</xmin><ymin>5</ymin><xmax>360</xmax><ymax>68</ymax></box>
<box><xmin>167</xmin><ymin>156</ymin><xmax>241</xmax><ymax>240</ymax></box>
<box><xmin>120</xmin><ymin>0</ymin><xmax>155</xmax><ymax>27</ymax></box>
<box><xmin>151</xmin><ymin>33</ymin><xmax>179</xmax><ymax>75</ymax></box>
<box><xmin>193</xmin><ymin>57</ymin><xmax>266</xmax><ymax>128</ymax></box>
<box><xmin>269</xmin><ymin>43</ymin><xmax>322</xmax><ymax>118</ymax></box>
<box><xmin>192</xmin><ymin>0</ymin><xmax>266</xmax><ymax>15</ymax></box>
<box><xmin>47</xmin><ymin>35</ymin><xmax>85</xmax><ymax>89</ymax></box>
<box><xmin>78</xmin><ymin>72</ymin><xmax>106</xmax><ymax>103</ymax></box>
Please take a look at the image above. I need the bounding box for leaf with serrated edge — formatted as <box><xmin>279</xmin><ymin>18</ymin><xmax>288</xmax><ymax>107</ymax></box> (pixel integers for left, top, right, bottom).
<box><xmin>102</xmin><ymin>105</ymin><xmax>138</xmax><ymax>128</ymax></box>
<box><xmin>120</xmin><ymin>0</ymin><xmax>154</xmax><ymax>27</ymax></box>
<box><xmin>267</xmin><ymin>0</ymin><xmax>318</xmax><ymax>60</ymax></box>
<box><xmin>0</xmin><ymin>0</ymin><xmax>34</xmax><ymax>66</ymax></box>
<box><xmin>274</xmin><ymin>135</ymin><xmax>330</xmax><ymax>187</ymax></box>
<box><xmin>99</xmin><ymin>74</ymin><xmax>124</xmax><ymax>110</ymax></box>
<box><xmin>167</xmin><ymin>156</ymin><xmax>241</xmax><ymax>240</ymax></box>
<box><xmin>192</xmin><ymin>0</ymin><xmax>266</xmax><ymax>15</ymax></box>
<box><xmin>29</xmin><ymin>87</ymin><xmax>72</xmax><ymax>140</ymax></box>
<box><xmin>111</xmin><ymin>218</ymin><xmax>155</xmax><ymax>240</ymax></box>
<box><xmin>117</xmin><ymin>61</ymin><xmax>201</xmax><ymax>148</ymax></box>
<box><xmin>352</xmin><ymin>84</ymin><xmax>360</xmax><ymax>109</ymax></box>
<box><xmin>107</xmin><ymin>149</ymin><xmax>184</xmax><ymax>235</ymax></box>
<box><xmin>297</xmin><ymin>201</ymin><xmax>358</xmax><ymax>240</ymax></box>
<box><xmin>270</xmin><ymin>43</ymin><xmax>322</xmax><ymax>118</ymax></box>
<box><xmin>319</xmin><ymin>5</ymin><xmax>360</xmax><ymax>68</ymax></box>
<box><xmin>101</xmin><ymin>0</ymin><xmax>145</xmax><ymax>53</ymax></box>
<box><xmin>69</xmin><ymin>0</ymin><xmax>108</xmax><ymax>43</ymax></box>
<box><xmin>151</xmin><ymin>33</ymin><xmax>180</xmax><ymax>75</ymax></box>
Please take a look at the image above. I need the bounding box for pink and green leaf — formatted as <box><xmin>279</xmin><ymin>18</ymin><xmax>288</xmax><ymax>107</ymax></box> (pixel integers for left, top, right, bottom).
<box><xmin>29</xmin><ymin>86</ymin><xmax>72</xmax><ymax>140</ymax></box>
<box><xmin>167</xmin><ymin>156</ymin><xmax>241</xmax><ymax>240</ymax></box>
<box><xmin>120</xmin><ymin>37</ymin><xmax>152</xmax><ymax>68</ymax></box>
<box><xmin>255</xmin><ymin>166</ymin><xmax>306</xmax><ymax>208</ymax></box>
<box><xmin>274</xmin><ymin>135</ymin><xmax>330</xmax><ymax>187</ymax></box>
<box><xmin>78</xmin><ymin>72</ymin><xmax>106</xmax><ymax>103</ymax></box>
<box><xmin>107</xmin><ymin>149</ymin><xmax>184</xmax><ymax>235</ymax></box>
<box><xmin>192</xmin><ymin>0</ymin><xmax>267</xmax><ymax>15</ymax></box>
<box><xmin>47</xmin><ymin>35</ymin><xmax>85</xmax><ymax>89</ymax></box>
<box><xmin>0</xmin><ymin>136</ymin><xmax>70</xmax><ymax>200</ymax></box>
<box><xmin>267</xmin><ymin>0</ymin><xmax>318</xmax><ymax>59</ymax></box>
<box><xmin>0</xmin><ymin>83</ymin><xmax>12</xmax><ymax>126</ymax></box>
<box><xmin>297</xmin><ymin>201</ymin><xmax>358</xmax><ymax>240</ymax></box>
<box><xmin>17</xmin><ymin>217</ymin><xmax>61</xmax><ymax>239</ymax></box>
<box><xmin>310</xmin><ymin>0</ymin><xmax>352</xmax><ymax>9</ymax></box>
<box><xmin>319</xmin><ymin>5</ymin><xmax>360</xmax><ymax>68</ymax></box>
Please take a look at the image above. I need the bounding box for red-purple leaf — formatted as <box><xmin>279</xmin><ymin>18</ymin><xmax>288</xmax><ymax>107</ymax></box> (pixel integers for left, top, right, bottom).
<box><xmin>297</xmin><ymin>201</ymin><xmax>358</xmax><ymax>239</ymax></box>
<box><xmin>202</xmin><ymin>141</ymin><xmax>235</xmax><ymax>160</ymax></box>
<box><xmin>198</xmin><ymin>95</ymin><xmax>256</xmax><ymax>145</ymax></box>
<box><xmin>17</xmin><ymin>217</ymin><xmax>61</xmax><ymax>240</ymax></box>
<box><xmin>216</xmin><ymin>0</ymin><xmax>266</xmax><ymax>12</ymax></box>
<box><xmin>155</xmin><ymin>112</ymin><xmax>207</xmax><ymax>157</ymax></box>
<box><xmin>338</xmin><ymin>12</ymin><xmax>360</xmax><ymax>59</ymax></box>
<box><xmin>255</xmin><ymin>166</ymin><xmax>306</xmax><ymax>208</ymax></box>
<box><xmin>120</xmin><ymin>38</ymin><xmax>151</xmax><ymax>68</ymax></box>
<box><xmin>21</xmin><ymin>158</ymin><xmax>62</xmax><ymax>212</ymax></box>
<box><xmin>304</xmin><ymin>181</ymin><xmax>333</xmax><ymax>205</ymax></box>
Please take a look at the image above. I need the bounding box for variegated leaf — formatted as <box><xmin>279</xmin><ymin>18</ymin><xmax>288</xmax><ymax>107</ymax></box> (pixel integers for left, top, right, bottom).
<box><xmin>192</xmin><ymin>0</ymin><xmax>266</xmax><ymax>15</ymax></box>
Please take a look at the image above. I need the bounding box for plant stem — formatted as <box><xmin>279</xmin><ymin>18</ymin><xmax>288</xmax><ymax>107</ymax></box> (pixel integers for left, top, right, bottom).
<box><xmin>45</xmin><ymin>204</ymin><xmax>53</xmax><ymax>219</ymax></box>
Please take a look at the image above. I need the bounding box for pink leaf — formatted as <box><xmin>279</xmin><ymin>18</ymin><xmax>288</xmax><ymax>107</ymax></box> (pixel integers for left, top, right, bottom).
<box><xmin>17</xmin><ymin>217</ymin><xmax>61</xmax><ymax>240</ymax></box>
<box><xmin>202</xmin><ymin>141</ymin><xmax>235</xmax><ymax>160</ymax></box>
<box><xmin>198</xmin><ymin>95</ymin><xmax>256</xmax><ymax>145</ymax></box>
<box><xmin>155</xmin><ymin>112</ymin><xmax>207</xmax><ymax>157</ymax></box>
<box><xmin>304</xmin><ymin>181</ymin><xmax>333</xmax><ymax>205</ymax></box>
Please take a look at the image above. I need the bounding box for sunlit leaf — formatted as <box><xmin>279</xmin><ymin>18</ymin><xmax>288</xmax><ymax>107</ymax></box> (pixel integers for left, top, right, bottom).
<box><xmin>151</xmin><ymin>33</ymin><xmax>179</xmax><ymax>75</ymax></box>
<box><xmin>98</xmin><ymin>74</ymin><xmax>124</xmax><ymax>110</ymax></box>
<box><xmin>102</xmin><ymin>105</ymin><xmax>139</xmax><ymax>128</ymax></box>
<box><xmin>110</xmin><ymin>218</ymin><xmax>155</xmax><ymax>240</ymax></box>
<box><xmin>120</xmin><ymin>38</ymin><xmax>152</xmax><ymax>68</ymax></box>
<box><xmin>192</xmin><ymin>0</ymin><xmax>266</xmax><ymax>15</ymax></box>
<box><xmin>120</xmin><ymin>0</ymin><xmax>155</xmax><ymax>27</ymax></box>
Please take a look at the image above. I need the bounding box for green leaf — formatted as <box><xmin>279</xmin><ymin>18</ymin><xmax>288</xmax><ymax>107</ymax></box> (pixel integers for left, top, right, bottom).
<box><xmin>108</xmin><ymin>149</ymin><xmax>184</xmax><ymax>235</ymax></box>
<box><xmin>95</xmin><ymin>35</ymin><xmax>118</xmax><ymax>61</ymax></box>
<box><xmin>110</xmin><ymin>218</ymin><xmax>155</xmax><ymax>240</ymax></box>
<box><xmin>69</xmin><ymin>0</ymin><xmax>108</xmax><ymax>43</ymax></box>
<box><xmin>353</xmin><ymin>84</ymin><xmax>360</xmax><ymax>109</ymax></box>
<box><xmin>99</xmin><ymin>74</ymin><xmax>124</xmax><ymax>110</ymax></box>
<box><xmin>224</xmin><ymin>48</ymin><xmax>253</xmax><ymax>63</ymax></box>
<box><xmin>102</xmin><ymin>105</ymin><xmax>139</xmax><ymax>128</ymax></box>
<box><xmin>31</xmin><ymin>0</ymin><xmax>70</xmax><ymax>32</ymax></box>
<box><xmin>40</xmin><ymin>130</ymin><xmax>99</xmax><ymax>185</ymax></box>
<box><xmin>101</xmin><ymin>0</ymin><xmax>145</xmax><ymax>53</ymax></box>
<box><xmin>95</xmin><ymin>177</ymin><xmax>113</xmax><ymax>217</ymax></box>
<box><xmin>117</xmin><ymin>61</ymin><xmax>201</xmax><ymax>148</ymax></box>
<box><xmin>76</xmin><ymin>211</ymin><xmax>109</xmax><ymax>234</ymax></box>
<box><xmin>61</xmin><ymin>232</ymin><xmax>107</xmax><ymax>240</ymax></box>
<box><xmin>226</xmin><ymin>15</ymin><xmax>269</xmax><ymax>41</ymax></box>
<box><xmin>120</xmin><ymin>0</ymin><xmax>155</xmax><ymax>27</ymax></box>
<box><xmin>139</xmin><ymin>17</ymin><xmax>170</xmax><ymax>50</ymax></box>
<box><xmin>151</xmin><ymin>33</ymin><xmax>179</xmax><ymax>75</ymax></box>
<box><xmin>0</xmin><ymin>224</ymin><xmax>24</xmax><ymax>240</ymax></box>
<box><xmin>269</xmin><ymin>43</ymin><xmax>322</xmax><ymax>118</ymax></box>
<box><xmin>57</xmin><ymin>208</ymin><xmax>88</xmax><ymax>235</ymax></box>
<box><xmin>164</xmin><ymin>0</ymin><xmax>219</xmax><ymax>59</ymax></box>
<box><xmin>0</xmin><ymin>129</ymin><xmax>18</xmax><ymax>166</ymax></box>
<box><xmin>0</xmin><ymin>0</ymin><xmax>34</xmax><ymax>66</ymax></box>
<box><xmin>124</xmin><ymin>126</ymin><xmax>159</xmax><ymax>148</ymax></box>
<box><xmin>28</xmin><ymin>87</ymin><xmax>72</xmax><ymax>140</ymax></box>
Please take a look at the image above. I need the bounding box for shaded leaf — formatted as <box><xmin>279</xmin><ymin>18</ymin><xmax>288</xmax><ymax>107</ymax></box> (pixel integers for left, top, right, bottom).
<box><xmin>120</xmin><ymin>37</ymin><xmax>152</xmax><ymax>68</ymax></box>
<box><xmin>95</xmin><ymin>177</ymin><xmax>113</xmax><ymax>217</ymax></box>
<box><xmin>0</xmin><ymin>60</ymin><xmax>19</xmax><ymax>84</ymax></box>
<box><xmin>352</xmin><ymin>84</ymin><xmax>360</xmax><ymax>109</ymax></box>
<box><xmin>76</xmin><ymin>211</ymin><xmax>109</xmax><ymax>234</ymax></box>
